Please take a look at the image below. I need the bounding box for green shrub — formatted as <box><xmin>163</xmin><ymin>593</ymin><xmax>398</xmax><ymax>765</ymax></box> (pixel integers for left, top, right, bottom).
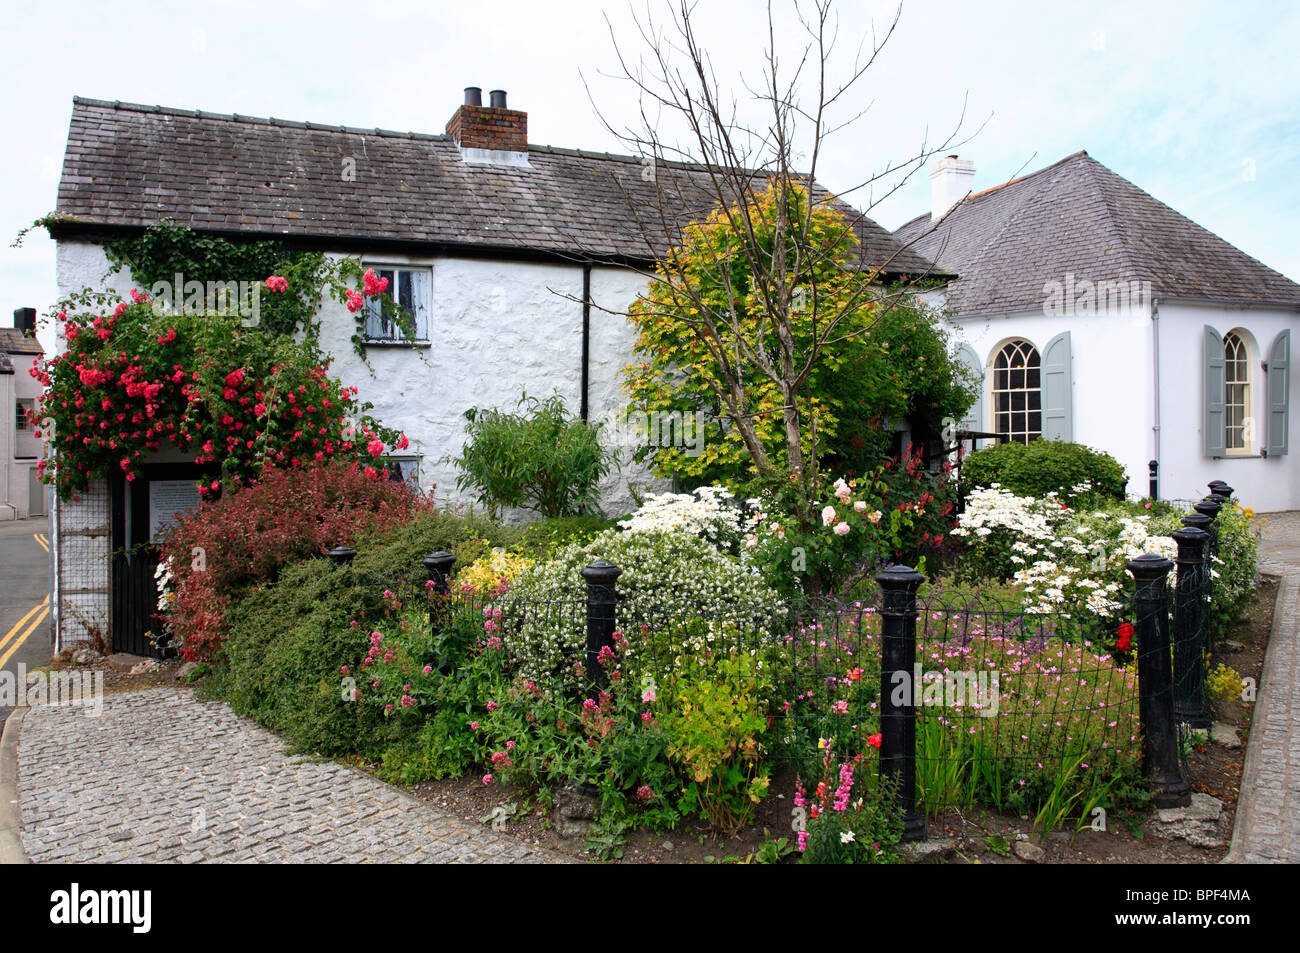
<box><xmin>455</xmin><ymin>393</ymin><xmax>618</xmax><ymax>517</ymax></box>
<box><xmin>516</xmin><ymin>515</ymin><xmax>620</xmax><ymax>560</ymax></box>
<box><xmin>212</xmin><ymin>558</ymin><xmax>391</xmax><ymax>755</ymax></box>
<box><xmin>961</xmin><ymin>440</ymin><xmax>1127</xmax><ymax>505</ymax></box>
<box><xmin>501</xmin><ymin>529</ymin><xmax>785</xmax><ymax>692</ymax></box>
<box><xmin>1209</xmin><ymin>504</ymin><xmax>1260</xmax><ymax>642</ymax></box>
<box><xmin>208</xmin><ymin>510</ymin><xmax>525</xmax><ymax>758</ymax></box>
<box><xmin>350</xmin><ymin>510</ymin><xmax>523</xmax><ymax>582</ymax></box>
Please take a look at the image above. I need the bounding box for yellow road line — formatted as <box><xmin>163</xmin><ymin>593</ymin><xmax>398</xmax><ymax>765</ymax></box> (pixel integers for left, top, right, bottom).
<box><xmin>0</xmin><ymin>603</ymin><xmax>50</xmax><ymax>670</ymax></box>
<box><xmin>33</xmin><ymin>533</ymin><xmax>49</xmax><ymax>553</ymax></box>
<box><xmin>0</xmin><ymin>597</ymin><xmax>48</xmax><ymax>656</ymax></box>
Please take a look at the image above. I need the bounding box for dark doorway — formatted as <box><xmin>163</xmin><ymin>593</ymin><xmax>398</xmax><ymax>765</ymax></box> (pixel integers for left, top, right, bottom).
<box><xmin>109</xmin><ymin>463</ymin><xmax>207</xmax><ymax>657</ymax></box>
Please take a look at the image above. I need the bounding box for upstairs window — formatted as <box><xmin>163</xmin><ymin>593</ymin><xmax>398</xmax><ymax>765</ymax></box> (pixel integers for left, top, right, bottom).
<box><xmin>992</xmin><ymin>339</ymin><xmax>1042</xmax><ymax>444</ymax></box>
<box><xmin>363</xmin><ymin>266</ymin><xmax>430</xmax><ymax>343</ymax></box>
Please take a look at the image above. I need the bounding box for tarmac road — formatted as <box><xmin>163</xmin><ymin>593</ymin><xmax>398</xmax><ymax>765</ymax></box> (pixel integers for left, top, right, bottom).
<box><xmin>0</xmin><ymin>517</ymin><xmax>54</xmax><ymax>730</ymax></box>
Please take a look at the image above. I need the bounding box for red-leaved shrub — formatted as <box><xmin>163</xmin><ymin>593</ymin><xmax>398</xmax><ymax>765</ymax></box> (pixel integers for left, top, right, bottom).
<box><xmin>159</xmin><ymin>460</ymin><xmax>433</xmax><ymax>660</ymax></box>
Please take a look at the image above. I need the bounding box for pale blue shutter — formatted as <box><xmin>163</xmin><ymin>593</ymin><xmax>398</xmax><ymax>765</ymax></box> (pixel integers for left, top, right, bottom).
<box><xmin>1042</xmin><ymin>332</ymin><xmax>1072</xmax><ymax>442</ymax></box>
<box><xmin>957</xmin><ymin>343</ymin><xmax>983</xmax><ymax>436</ymax></box>
<box><xmin>1266</xmin><ymin>329</ymin><xmax>1290</xmax><ymax>456</ymax></box>
<box><xmin>1203</xmin><ymin>325</ymin><xmax>1225</xmax><ymax>457</ymax></box>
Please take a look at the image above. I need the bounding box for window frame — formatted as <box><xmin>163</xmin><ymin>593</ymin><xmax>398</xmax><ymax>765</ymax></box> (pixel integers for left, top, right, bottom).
<box><xmin>990</xmin><ymin>339</ymin><xmax>1043</xmax><ymax>445</ymax></box>
<box><xmin>360</xmin><ymin>264</ymin><xmax>432</xmax><ymax>346</ymax></box>
<box><xmin>1223</xmin><ymin>329</ymin><xmax>1253</xmax><ymax>455</ymax></box>
<box><xmin>15</xmin><ymin>397</ymin><xmax>35</xmax><ymax>433</ymax></box>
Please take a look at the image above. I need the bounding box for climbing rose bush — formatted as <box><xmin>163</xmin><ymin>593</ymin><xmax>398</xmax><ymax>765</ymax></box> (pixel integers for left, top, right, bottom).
<box><xmin>30</xmin><ymin>278</ymin><xmax>405</xmax><ymax>498</ymax></box>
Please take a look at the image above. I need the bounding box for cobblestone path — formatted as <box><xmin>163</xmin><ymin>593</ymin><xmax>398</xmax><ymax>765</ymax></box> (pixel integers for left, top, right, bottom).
<box><xmin>18</xmin><ymin>687</ymin><xmax>560</xmax><ymax>863</ymax></box>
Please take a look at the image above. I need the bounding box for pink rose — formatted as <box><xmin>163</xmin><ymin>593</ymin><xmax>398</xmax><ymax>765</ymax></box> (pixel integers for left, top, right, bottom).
<box><xmin>833</xmin><ymin>521</ymin><xmax>851</xmax><ymax>536</ymax></box>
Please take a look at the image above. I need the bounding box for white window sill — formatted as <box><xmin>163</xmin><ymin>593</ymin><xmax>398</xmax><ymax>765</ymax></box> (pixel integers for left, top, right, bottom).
<box><xmin>363</xmin><ymin>340</ymin><xmax>431</xmax><ymax>349</ymax></box>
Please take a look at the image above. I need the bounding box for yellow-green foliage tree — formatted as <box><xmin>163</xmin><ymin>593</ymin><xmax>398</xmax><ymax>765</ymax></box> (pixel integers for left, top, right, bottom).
<box><xmin>623</xmin><ymin>179</ymin><xmax>974</xmax><ymax>520</ymax></box>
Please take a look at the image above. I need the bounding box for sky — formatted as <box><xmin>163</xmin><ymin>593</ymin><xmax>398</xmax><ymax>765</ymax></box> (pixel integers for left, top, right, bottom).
<box><xmin>3</xmin><ymin>0</ymin><xmax>1298</xmax><ymax>345</ymax></box>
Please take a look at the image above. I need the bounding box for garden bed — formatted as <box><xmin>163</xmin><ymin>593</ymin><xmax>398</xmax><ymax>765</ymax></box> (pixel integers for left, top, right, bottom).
<box><xmin>396</xmin><ymin>574</ymin><xmax>1276</xmax><ymax>864</ymax></box>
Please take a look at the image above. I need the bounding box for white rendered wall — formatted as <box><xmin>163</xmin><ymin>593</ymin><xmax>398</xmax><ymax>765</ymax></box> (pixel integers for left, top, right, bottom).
<box><xmin>1157</xmin><ymin>301</ymin><xmax>1300</xmax><ymax>512</ymax></box>
<box><xmin>54</xmin><ymin>242</ymin><xmax>667</xmax><ymax>524</ymax></box>
<box><xmin>951</xmin><ymin>304</ymin><xmax>1154</xmax><ymax>499</ymax></box>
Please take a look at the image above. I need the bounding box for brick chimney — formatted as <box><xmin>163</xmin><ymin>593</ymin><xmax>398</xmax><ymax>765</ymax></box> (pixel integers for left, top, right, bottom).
<box><xmin>446</xmin><ymin>87</ymin><xmax>528</xmax><ymax>157</ymax></box>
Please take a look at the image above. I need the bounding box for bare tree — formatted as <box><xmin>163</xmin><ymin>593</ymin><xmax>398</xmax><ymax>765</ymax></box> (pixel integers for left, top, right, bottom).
<box><xmin>582</xmin><ymin>0</ymin><xmax>975</xmax><ymax>519</ymax></box>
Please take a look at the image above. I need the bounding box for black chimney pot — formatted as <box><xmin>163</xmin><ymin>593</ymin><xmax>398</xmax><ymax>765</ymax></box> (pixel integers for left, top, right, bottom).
<box><xmin>489</xmin><ymin>89</ymin><xmax>507</xmax><ymax>109</ymax></box>
<box><xmin>464</xmin><ymin>87</ymin><xmax>482</xmax><ymax>107</ymax></box>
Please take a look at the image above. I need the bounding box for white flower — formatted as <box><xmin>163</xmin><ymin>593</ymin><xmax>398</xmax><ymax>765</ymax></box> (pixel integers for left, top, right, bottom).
<box><xmin>821</xmin><ymin>505</ymin><xmax>837</xmax><ymax>526</ymax></box>
<box><xmin>840</xmin><ymin>831</ymin><xmax>856</xmax><ymax>844</ymax></box>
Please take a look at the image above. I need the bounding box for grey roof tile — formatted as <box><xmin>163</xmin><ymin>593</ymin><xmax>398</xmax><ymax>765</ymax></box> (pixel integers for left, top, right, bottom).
<box><xmin>893</xmin><ymin>151</ymin><xmax>1300</xmax><ymax>312</ymax></box>
<box><xmin>55</xmin><ymin>97</ymin><xmax>937</xmax><ymax>276</ymax></box>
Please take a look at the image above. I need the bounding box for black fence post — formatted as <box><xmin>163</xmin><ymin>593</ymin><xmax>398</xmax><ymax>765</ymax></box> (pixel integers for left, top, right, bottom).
<box><xmin>422</xmin><ymin>551</ymin><xmax>456</xmax><ymax>633</ymax></box>
<box><xmin>1127</xmin><ymin>553</ymin><xmax>1191</xmax><ymax>808</ymax></box>
<box><xmin>327</xmin><ymin>545</ymin><xmax>357</xmax><ymax>568</ymax></box>
<box><xmin>1209</xmin><ymin>480</ymin><xmax>1234</xmax><ymax>501</ymax></box>
<box><xmin>1172</xmin><ymin>526</ymin><xmax>1212</xmax><ymax>729</ymax></box>
<box><xmin>876</xmin><ymin>563</ymin><xmax>926</xmax><ymax>842</ymax></box>
<box><xmin>1148</xmin><ymin>460</ymin><xmax>1159</xmax><ymax>500</ymax></box>
<box><xmin>1194</xmin><ymin>496</ymin><xmax>1223</xmax><ymax>560</ymax></box>
<box><xmin>581</xmin><ymin>560</ymin><xmax>622</xmax><ymax>702</ymax></box>
<box><xmin>1181</xmin><ymin>512</ymin><xmax>1215</xmax><ymax>650</ymax></box>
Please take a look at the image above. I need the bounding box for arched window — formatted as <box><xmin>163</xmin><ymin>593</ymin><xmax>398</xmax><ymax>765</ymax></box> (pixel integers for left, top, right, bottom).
<box><xmin>1224</xmin><ymin>330</ymin><xmax>1251</xmax><ymax>451</ymax></box>
<box><xmin>992</xmin><ymin>340</ymin><xmax>1042</xmax><ymax>444</ymax></box>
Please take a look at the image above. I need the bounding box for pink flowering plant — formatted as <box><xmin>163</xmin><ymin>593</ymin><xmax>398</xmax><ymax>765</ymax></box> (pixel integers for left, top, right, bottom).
<box><xmin>795</xmin><ymin>742</ymin><xmax>902</xmax><ymax>863</ymax></box>
<box><xmin>745</xmin><ymin>449</ymin><xmax>956</xmax><ymax>599</ymax></box>
<box><xmin>473</xmin><ymin>630</ymin><xmax>681</xmax><ymax>830</ymax></box>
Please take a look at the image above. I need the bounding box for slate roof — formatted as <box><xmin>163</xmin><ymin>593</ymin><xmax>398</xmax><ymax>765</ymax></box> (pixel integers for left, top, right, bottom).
<box><xmin>53</xmin><ymin>97</ymin><xmax>937</xmax><ymax>275</ymax></box>
<box><xmin>892</xmin><ymin>151</ymin><xmax>1300</xmax><ymax>313</ymax></box>
<box><xmin>0</xmin><ymin>328</ymin><xmax>43</xmax><ymax>355</ymax></box>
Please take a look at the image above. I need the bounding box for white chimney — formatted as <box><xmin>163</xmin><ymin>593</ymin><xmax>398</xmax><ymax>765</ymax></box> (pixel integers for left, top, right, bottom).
<box><xmin>930</xmin><ymin>155</ymin><xmax>976</xmax><ymax>222</ymax></box>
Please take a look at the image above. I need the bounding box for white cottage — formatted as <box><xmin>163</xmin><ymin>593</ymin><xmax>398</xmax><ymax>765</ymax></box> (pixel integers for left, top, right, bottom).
<box><xmin>894</xmin><ymin>153</ymin><xmax>1299</xmax><ymax>511</ymax></box>
<box><xmin>46</xmin><ymin>89</ymin><xmax>933</xmax><ymax>652</ymax></box>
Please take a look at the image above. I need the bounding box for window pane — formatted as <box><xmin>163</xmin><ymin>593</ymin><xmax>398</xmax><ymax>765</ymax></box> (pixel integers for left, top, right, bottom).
<box><xmin>399</xmin><ymin>271</ymin><xmax>414</xmax><ymax>315</ymax></box>
<box><xmin>1011</xmin><ymin>391</ymin><xmax>1025</xmax><ymax>412</ymax></box>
